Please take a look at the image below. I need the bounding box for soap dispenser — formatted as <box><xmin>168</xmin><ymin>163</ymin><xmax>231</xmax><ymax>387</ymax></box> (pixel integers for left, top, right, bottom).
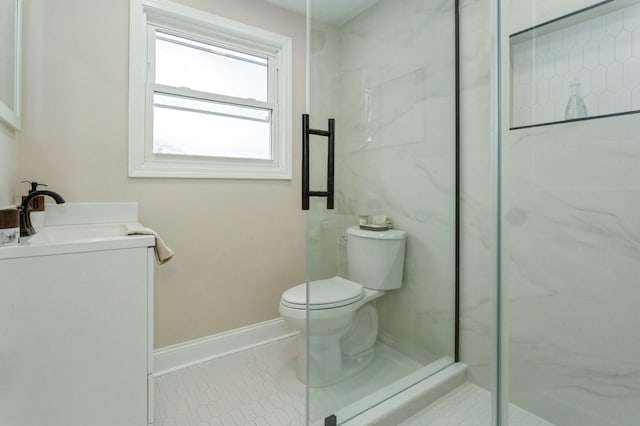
<box><xmin>565</xmin><ymin>78</ymin><xmax>588</xmax><ymax>120</ymax></box>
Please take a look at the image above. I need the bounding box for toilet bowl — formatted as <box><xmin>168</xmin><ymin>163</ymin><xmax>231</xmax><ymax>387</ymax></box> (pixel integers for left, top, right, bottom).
<box><xmin>279</xmin><ymin>276</ymin><xmax>383</xmax><ymax>387</ymax></box>
<box><xmin>279</xmin><ymin>226</ymin><xmax>407</xmax><ymax>387</ymax></box>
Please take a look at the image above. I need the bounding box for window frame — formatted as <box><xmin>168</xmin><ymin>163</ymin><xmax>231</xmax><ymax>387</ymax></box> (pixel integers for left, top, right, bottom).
<box><xmin>129</xmin><ymin>0</ymin><xmax>293</xmax><ymax>179</ymax></box>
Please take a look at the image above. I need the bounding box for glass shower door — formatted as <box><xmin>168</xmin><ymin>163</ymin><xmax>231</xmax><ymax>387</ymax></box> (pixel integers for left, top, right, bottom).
<box><xmin>497</xmin><ymin>0</ymin><xmax>640</xmax><ymax>424</ymax></box>
<box><xmin>304</xmin><ymin>0</ymin><xmax>458</xmax><ymax>423</ymax></box>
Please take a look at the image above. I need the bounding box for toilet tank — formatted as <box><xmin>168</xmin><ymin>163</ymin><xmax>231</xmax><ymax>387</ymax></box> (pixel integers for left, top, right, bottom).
<box><xmin>346</xmin><ymin>226</ymin><xmax>407</xmax><ymax>290</ymax></box>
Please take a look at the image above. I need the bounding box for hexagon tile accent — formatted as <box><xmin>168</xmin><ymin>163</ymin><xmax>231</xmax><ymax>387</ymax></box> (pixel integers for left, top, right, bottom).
<box><xmin>511</xmin><ymin>2</ymin><xmax>640</xmax><ymax>128</ymax></box>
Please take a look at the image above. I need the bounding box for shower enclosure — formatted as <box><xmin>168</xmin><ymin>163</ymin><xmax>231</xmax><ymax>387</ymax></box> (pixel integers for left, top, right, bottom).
<box><xmin>304</xmin><ymin>0</ymin><xmax>458</xmax><ymax>423</ymax></box>
<box><xmin>302</xmin><ymin>0</ymin><xmax>639</xmax><ymax>424</ymax></box>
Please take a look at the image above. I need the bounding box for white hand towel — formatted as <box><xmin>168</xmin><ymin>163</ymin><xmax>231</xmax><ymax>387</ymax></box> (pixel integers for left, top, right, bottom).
<box><xmin>126</xmin><ymin>224</ymin><xmax>175</xmax><ymax>264</ymax></box>
<box><xmin>372</xmin><ymin>215</ymin><xmax>393</xmax><ymax>229</ymax></box>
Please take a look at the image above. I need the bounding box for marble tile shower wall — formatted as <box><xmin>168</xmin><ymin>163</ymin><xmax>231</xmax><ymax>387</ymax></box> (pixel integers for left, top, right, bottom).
<box><xmin>503</xmin><ymin>117</ymin><xmax>640</xmax><ymax>426</ymax></box>
<box><xmin>308</xmin><ymin>0</ymin><xmax>458</xmax><ymax>365</ymax></box>
<box><xmin>503</xmin><ymin>1</ymin><xmax>640</xmax><ymax>424</ymax></box>
<box><xmin>334</xmin><ymin>0</ymin><xmax>457</xmax><ymax>364</ymax></box>
<box><xmin>511</xmin><ymin>2</ymin><xmax>640</xmax><ymax>128</ymax></box>
<box><xmin>458</xmin><ymin>0</ymin><xmax>494</xmax><ymax>391</ymax></box>
<box><xmin>456</xmin><ymin>0</ymin><xmax>635</xmax><ymax>400</ymax></box>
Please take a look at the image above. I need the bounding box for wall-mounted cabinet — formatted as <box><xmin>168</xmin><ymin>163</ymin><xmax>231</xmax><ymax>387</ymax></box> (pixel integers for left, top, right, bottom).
<box><xmin>0</xmin><ymin>0</ymin><xmax>21</xmax><ymax>130</ymax></box>
<box><xmin>510</xmin><ymin>0</ymin><xmax>640</xmax><ymax>129</ymax></box>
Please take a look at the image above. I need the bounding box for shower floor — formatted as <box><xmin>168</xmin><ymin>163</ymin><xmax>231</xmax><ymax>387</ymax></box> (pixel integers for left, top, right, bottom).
<box><xmin>399</xmin><ymin>382</ymin><xmax>553</xmax><ymax>426</ymax></box>
<box><xmin>153</xmin><ymin>334</ymin><xmax>425</xmax><ymax>425</ymax></box>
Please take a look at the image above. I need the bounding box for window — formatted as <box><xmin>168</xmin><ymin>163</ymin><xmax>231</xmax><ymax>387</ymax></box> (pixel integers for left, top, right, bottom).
<box><xmin>129</xmin><ymin>0</ymin><xmax>292</xmax><ymax>179</ymax></box>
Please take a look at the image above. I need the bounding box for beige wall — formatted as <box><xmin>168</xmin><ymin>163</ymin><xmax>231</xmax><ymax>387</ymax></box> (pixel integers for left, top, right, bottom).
<box><xmin>0</xmin><ymin>123</ymin><xmax>17</xmax><ymax>206</ymax></box>
<box><xmin>17</xmin><ymin>0</ymin><xmax>306</xmax><ymax>348</ymax></box>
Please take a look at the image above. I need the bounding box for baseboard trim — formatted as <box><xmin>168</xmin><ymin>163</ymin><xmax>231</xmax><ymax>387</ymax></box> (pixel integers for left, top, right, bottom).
<box><xmin>153</xmin><ymin>318</ymin><xmax>298</xmax><ymax>376</ymax></box>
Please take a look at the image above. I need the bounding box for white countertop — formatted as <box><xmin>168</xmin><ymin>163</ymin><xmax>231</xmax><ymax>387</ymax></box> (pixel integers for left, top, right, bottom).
<box><xmin>0</xmin><ymin>233</ymin><xmax>155</xmax><ymax>260</ymax></box>
<box><xmin>0</xmin><ymin>203</ymin><xmax>156</xmax><ymax>260</ymax></box>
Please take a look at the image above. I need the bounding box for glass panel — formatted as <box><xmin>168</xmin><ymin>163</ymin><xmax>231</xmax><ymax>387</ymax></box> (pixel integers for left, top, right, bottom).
<box><xmin>499</xmin><ymin>0</ymin><xmax>640</xmax><ymax>424</ymax></box>
<box><xmin>155</xmin><ymin>31</ymin><xmax>268</xmax><ymax>101</ymax></box>
<box><xmin>153</xmin><ymin>93</ymin><xmax>271</xmax><ymax>159</ymax></box>
<box><xmin>305</xmin><ymin>0</ymin><xmax>457</xmax><ymax>423</ymax></box>
<box><xmin>0</xmin><ymin>0</ymin><xmax>16</xmax><ymax>110</ymax></box>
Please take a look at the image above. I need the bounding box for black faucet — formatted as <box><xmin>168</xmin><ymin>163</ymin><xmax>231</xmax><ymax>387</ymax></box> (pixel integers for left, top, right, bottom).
<box><xmin>20</xmin><ymin>190</ymin><xmax>66</xmax><ymax>237</ymax></box>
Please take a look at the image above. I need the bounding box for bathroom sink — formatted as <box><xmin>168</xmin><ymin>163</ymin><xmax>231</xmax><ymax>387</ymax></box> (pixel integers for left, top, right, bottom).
<box><xmin>0</xmin><ymin>203</ymin><xmax>155</xmax><ymax>260</ymax></box>
<box><xmin>25</xmin><ymin>223</ymin><xmax>130</xmax><ymax>244</ymax></box>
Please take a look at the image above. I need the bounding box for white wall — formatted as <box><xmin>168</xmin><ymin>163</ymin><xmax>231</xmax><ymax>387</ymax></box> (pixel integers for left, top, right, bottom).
<box><xmin>17</xmin><ymin>0</ymin><xmax>306</xmax><ymax>348</ymax></box>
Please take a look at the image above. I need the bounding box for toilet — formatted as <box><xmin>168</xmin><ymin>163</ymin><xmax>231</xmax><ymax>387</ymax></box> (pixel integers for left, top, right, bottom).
<box><xmin>279</xmin><ymin>225</ymin><xmax>407</xmax><ymax>387</ymax></box>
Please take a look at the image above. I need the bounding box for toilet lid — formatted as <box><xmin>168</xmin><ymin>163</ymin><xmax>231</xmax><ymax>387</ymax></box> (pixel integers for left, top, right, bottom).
<box><xmin>281</xmin><ymin>276</ymin><xmax>364</xmax><ymax>310</ymax></box>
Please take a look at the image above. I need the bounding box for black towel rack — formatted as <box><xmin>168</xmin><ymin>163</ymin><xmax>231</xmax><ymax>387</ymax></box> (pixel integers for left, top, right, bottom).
<box><xmin>302</xmin><ymin>114</ymin><xmax>335</xmax><ymax>210</ymax></box>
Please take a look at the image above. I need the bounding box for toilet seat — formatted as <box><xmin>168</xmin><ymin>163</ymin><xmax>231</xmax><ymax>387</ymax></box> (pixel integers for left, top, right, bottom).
<box><xmin>281</xmin><ymin>276</ymin><xmax>364</xmax><ymax>310</ymax></box>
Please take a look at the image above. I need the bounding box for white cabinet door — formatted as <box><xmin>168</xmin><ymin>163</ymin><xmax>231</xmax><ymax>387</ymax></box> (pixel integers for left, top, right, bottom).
<box><xmin>0</xmin><ymin>247</ymin><xmax>149</xmax><ymax>426</ymax></box>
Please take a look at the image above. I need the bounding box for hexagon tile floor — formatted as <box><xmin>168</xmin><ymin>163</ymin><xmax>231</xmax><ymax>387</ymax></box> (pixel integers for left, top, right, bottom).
<box><xmin>154</xmin><ymin>336</ymin><xmax>305</xmax><ymax>426</ymax></box>
<box><xmin>154</xmin><ymin>335</ymin><xmax>551</xmax><ymax>425</ymax></box>
<box><xmin>153</xmin><ymin>335</ymin><xmax>423</xmax><ymax>425</ymax></box>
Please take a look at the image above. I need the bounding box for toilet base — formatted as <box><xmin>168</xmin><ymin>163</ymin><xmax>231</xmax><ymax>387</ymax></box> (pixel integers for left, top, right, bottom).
<box><xmin>341</xmin><ymin>346</ymin><xmax>376</xmax><ymax>380</ymax></box>
<box><xmin>296</xmin><ymin>335</ymin><xmax>377</xmax><ymax>387</ymax></box>
<box><xmin>280</xmin><ymin>288</ymin><xmax>385</xmax><ymax>388</ymax></box>
<box><xmin>295</xmin><ymin>301</ymin><xmax>380</xmax><ymax>387</ymax></box>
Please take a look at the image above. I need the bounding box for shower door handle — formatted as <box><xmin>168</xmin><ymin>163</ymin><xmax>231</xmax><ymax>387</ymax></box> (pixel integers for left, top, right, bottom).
<box><xmin>302</xmin><ymin>114</ymin><xmax>335</xmax><ymax>210</ymax></box>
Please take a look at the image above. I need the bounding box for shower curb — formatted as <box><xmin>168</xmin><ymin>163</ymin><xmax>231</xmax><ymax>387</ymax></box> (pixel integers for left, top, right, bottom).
<box><xmin>342</xmin><ymin>362</ymin><xmax>467</xmax><ymax>425</ymax></box>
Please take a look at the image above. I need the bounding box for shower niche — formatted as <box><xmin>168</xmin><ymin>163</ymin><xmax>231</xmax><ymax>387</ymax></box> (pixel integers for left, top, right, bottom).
<box><xmin>510</xmin><ymin>0</ymin><xmax>640</xmax><ymax>129</ymax></box>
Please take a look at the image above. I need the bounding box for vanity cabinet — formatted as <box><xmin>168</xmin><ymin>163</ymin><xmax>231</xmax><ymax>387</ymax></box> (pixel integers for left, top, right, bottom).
<box><xmin>0</xmin><ymin>241</ymin><xmax>154</xmax><ymax>425</ymax></box>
